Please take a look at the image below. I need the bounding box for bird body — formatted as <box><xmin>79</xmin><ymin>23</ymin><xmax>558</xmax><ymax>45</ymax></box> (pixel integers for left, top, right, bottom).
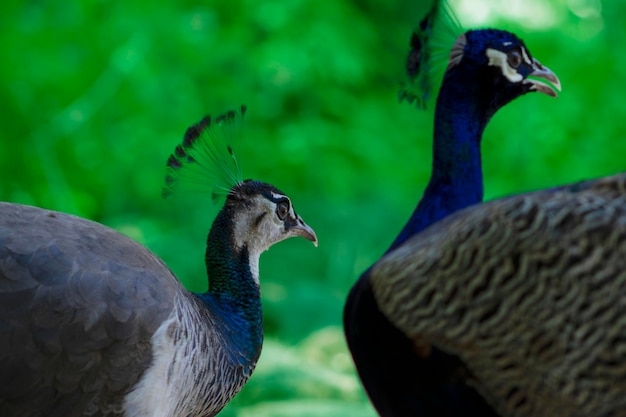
<box><xmin>0</xmin><ymin>110</ymin><xmax>317</xmax><ymax>417</ymax></box>
<box><xmin>1</xmin><ymin>202</ymin><xmax>178</xmax><ymax>416</ymax></box>
<box><xmin>344</xmin><ymin>11</ymin><xmax>561</xmax><ymax>417</ymax></box>
<box><xmin>370</xmin><ymin>173</ymin><xmax>626</xmax><ymax>417</ymax></box>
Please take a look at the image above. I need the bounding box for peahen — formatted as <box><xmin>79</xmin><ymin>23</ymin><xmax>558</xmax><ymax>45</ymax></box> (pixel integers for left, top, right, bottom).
<box><xmin>370</xmin><ymin>172</ymin><xmax>626</xmax><ymax>417</ymax></box>
<box><xmin>0</xmin><ymin>107</ymin><xmax>317</xmax><ymax>417</ymax></box>
<box><xmin>344</xmin><ymin>2</ymin><xmax>561</xmax><ymax>416</ymax></box>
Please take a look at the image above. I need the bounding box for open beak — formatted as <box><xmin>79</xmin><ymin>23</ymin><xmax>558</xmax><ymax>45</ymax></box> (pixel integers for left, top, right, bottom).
<box><xmin>288</xmin><ymin>216</ymin><xmax>318</xmax><ymax>247</ymax></box>
<box><xmin>525</xmin><ymin>58</ymin><xmax>562</xmax><ymax>98</ymax></box>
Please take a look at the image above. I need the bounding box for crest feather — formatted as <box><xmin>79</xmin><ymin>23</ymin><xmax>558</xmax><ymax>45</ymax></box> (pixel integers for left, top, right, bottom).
<box><xmin>162</xmin><ymin>106</ymin><xmax>245</xmax><ymax>201</ymax></box>
<box><xmin>398</xmin><ymin>0</ymin><xmax>463</xmax><ymax>108</ymax></box>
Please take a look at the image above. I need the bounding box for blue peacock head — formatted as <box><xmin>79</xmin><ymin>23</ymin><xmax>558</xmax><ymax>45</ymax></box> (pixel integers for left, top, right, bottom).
<box><xmin>399</xmin><ymin>0</ymin><xmax>561</xmax><ymax>108</ymax></box>
<box><xmin>448</xmin><ymin>29</ymin><xmax>561</xmax><ymax>100</ymax></box>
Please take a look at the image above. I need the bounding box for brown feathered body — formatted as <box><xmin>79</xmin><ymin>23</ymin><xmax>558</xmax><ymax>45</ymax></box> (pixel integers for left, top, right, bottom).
<box><xmin>371</xmin><ymin>173</ymin><xmax>626</xmax><ymax>417</ymax></box>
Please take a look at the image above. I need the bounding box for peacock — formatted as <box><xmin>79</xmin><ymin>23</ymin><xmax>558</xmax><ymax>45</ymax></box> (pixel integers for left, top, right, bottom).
<box><xmin>370</xmin><ymin>172</ymin><xmax>626</xmax><ymax>417</ymax></box>
<box><xmin>0</xmin><ymin>107</ymin><xmax>317</xmax><ymax>417</ymax></box>
<box><xmin>344</xmin><ymin>2</ymin><xmax>561</xmax><ymax>416</ymax></box>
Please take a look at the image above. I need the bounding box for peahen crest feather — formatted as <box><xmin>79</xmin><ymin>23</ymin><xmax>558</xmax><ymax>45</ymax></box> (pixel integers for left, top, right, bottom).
<box><xmin>163</xmin><ymin>106</ymin><xmax>246</xmax><ymax>201</ymax></box>
<box><xmin>399</xmin><ymin>0</ymin><xmax>463</xmax><ymax>108</ymax></box>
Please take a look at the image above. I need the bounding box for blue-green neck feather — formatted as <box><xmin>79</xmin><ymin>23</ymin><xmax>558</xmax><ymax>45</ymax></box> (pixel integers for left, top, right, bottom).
<box><xmin>390</xmin><ymin>67</ymin><xmax>491</xmax><ymax>251</ymax></box>
<box><xmin>197</xmin><ymin>209</ymin><xmax>263</xmax><ymax>367</ymax></box>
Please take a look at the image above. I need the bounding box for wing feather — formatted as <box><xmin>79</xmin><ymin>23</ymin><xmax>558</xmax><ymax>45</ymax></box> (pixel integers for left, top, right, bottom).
<box><xmin>0</xmin><ymin>202</ymin><xmax>183</xmax><ymax>416</ymax></box>
<box><xmin>370</xmin><ymin>173</ymin><xmax>626</xmax><ymax>417</ymax></box>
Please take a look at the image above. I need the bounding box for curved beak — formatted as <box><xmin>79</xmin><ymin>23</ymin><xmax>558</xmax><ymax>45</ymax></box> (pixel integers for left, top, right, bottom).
<box><xmin>525</xmin><ymin>58</ymin><xmax>562</xmax><ymax>98</ymax></box>
<box><xmin>288</xmin><ymin>215</ymin><xmax>318</xmax><ymax>247</ymax></box>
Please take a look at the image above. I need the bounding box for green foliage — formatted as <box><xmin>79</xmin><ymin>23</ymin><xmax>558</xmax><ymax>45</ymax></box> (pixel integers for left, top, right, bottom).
<box><xmin>1</xmin><ymin>0</ymin><xmax>624</xmax><ymax>415</ymax></box>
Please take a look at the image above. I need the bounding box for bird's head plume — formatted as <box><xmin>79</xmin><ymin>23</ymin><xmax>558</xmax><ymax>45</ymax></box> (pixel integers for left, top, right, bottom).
<box><xmin>163</xmin><ymin>107</ymin><xmax>246</xmax><ymax>201</ymax></box>
<box><xmin>399</xmin><ymin>0</ymin><xmax>463</xmax><ymax>108</ymax></box>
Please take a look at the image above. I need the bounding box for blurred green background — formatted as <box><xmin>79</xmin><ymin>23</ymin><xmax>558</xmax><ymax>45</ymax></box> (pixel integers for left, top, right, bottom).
<box><xmin>2</xmin><ymin>0</ymin><xmax>625</xmax><ymax>415</ymax></box>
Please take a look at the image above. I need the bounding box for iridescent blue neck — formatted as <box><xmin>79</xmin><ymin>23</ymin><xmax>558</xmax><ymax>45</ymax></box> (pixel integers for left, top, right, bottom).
<box><xmin>196</xmin><ymin>290</ymin><xmax>263</xmax><ymax>370</ymax></box>
<box><xmin>389</xmin><ymin>70</ymin><xmax>492</xmax><ymax>252</ymax></box>
<box><xmin>197</xmin><ymin>210</ymin><xmax>263</xmax><ymax>366</ymax></box>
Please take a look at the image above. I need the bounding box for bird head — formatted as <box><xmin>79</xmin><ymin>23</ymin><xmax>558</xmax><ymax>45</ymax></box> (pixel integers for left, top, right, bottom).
<box><xmin>399</xmin><ymin>0</ymin><xmax>561</xmax><ymax>110</ymax></box>
<box><xmin>447</xmin><ymin>29</ymin><xmax>561</xmax><ymax>105</ymax></box>
<box><xmin>226</xmin><ymin>180</ymin><xmax>318</xmax><ymax>255</ymax></box>
<box><xmin>163</xmin><ymin>107</ymin><xmax>318</xmax><ymax>258</ymax></box>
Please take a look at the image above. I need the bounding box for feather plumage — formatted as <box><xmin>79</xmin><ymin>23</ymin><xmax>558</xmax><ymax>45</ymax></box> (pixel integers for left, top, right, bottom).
<box><xmin>370</xmin><ymin>173</ymin><xmax>626</xmax><ymax>417</ymax></box>
<box><xmin>163</xmin><ymin>106</ymin><xmax>245</xmax><ymax>200</ymax></box>
<box><xmin>399</xmin><ymin>0</ymin><xmax>462</xmax><ymax>108</ymax></box>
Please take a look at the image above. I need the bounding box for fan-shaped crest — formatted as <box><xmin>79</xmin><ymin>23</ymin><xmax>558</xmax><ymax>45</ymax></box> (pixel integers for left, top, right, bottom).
<box><xmin>163</xmin><ymin>106</ymin><xmax>246</xmax><ymax>201</ymax></box>
<box><xmin>399</xmin><ymin>0</ymin><xmax>463</xmax><ymax>108</ymax></box>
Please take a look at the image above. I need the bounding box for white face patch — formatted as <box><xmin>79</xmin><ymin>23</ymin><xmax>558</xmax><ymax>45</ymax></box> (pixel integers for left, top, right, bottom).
<box><xmin>230</xmin><ymin>192</ymin><xmax>296</xmax><ymax>286</ymax></box>
<box><xmin>520</xmin><ymin>47</ymin><xmax>531</xmax><ymax>65</ymax></box>
<box><xmin>486</xmin><ymin>48</ymin><xmax>523</xmax><ymax>83</ymax></box>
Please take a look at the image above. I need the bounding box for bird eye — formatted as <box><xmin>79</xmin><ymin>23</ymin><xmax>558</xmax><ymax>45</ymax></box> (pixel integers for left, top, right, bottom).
<box><xmin>276</xmin><ymin>201</ymin><xmax>289</xmax><ymax>220</ymax></box>
<box><xmin>507</xmin><ymin>50</ymin><xmax>522</xmax><ymax>69</ymax></box>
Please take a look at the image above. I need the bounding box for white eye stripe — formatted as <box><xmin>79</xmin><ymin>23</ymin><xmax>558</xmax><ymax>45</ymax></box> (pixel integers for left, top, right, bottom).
<box><xmin>270</xmin><ymin>192</ymin><xmax>291</xmax><ymax>205</ymax></box>
<box><xmin>520</xmin><ymin>47</ymin><xmax>532</xmax><ymax>65</ymax></box>
<box><xmin>486</xmin><ymin>48</ymin><xmax>523</xmax><ymax>83</ymax></box>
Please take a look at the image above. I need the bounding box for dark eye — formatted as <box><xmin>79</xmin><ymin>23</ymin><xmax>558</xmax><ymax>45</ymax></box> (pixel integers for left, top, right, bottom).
<box><xmin>276</xmin><ymin>201</ymin><xmax>289</xmax><ymax>220</ymax></box>
<box><xmin>507</xmin><ymin>50</ymin><xmax>522</xmax><ymax>68</ymax></box>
